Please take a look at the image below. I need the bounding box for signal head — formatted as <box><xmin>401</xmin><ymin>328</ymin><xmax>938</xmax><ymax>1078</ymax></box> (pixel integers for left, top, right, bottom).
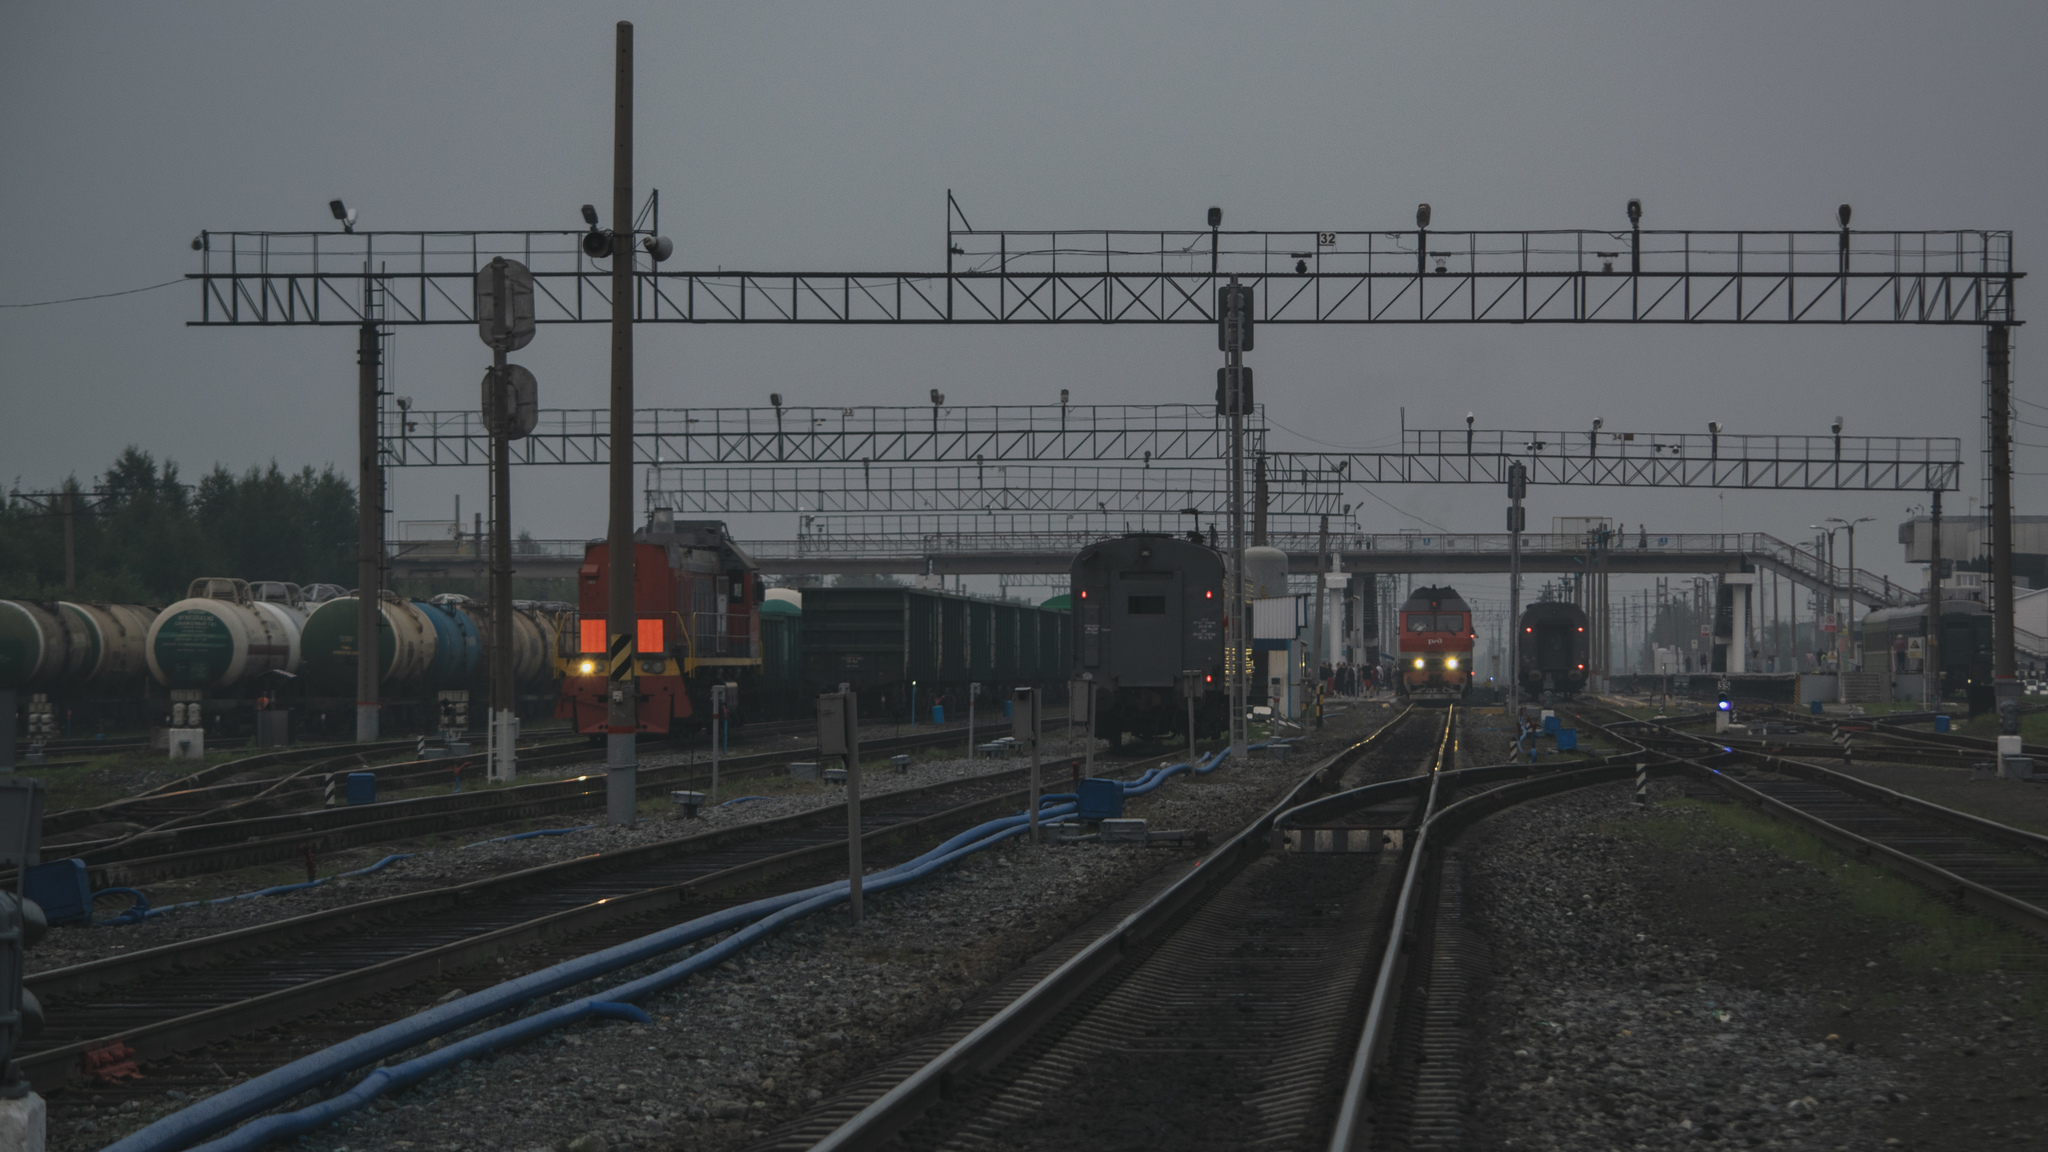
<box><xmin>1207</xmin><ymin>206</ymin><xmax>1222</xmax><ymax>228</ymax></box>
<box><xmin>581</xmin><ymin>204</ymin><xmax>600</xmax><ymax>227</ymax></box>
<box><xmin>1627</xmin><ymin>198</ymin><xmax>1643</xmax><ymax>225</ymax></box>
<box><xmin>1415</xmin><ymin>202</ymin><xmax>1432</xmax><ymax>229</ymax></box>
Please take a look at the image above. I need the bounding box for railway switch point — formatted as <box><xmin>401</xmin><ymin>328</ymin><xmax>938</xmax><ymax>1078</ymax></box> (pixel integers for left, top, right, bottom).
<box><xmin>1099</xmin><ymin>818</ymin><xmax>1148</xmax><ymax>845</ymax></box>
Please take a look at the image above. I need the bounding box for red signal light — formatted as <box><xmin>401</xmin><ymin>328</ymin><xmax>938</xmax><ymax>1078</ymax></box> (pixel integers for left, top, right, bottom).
<box><xmin>1205</xmin><ymin>590</ymin><xmax>1214</xmax><ymax>599</ymax></box>
<box><xmin>1577</xmin><ymin>626</ymin><xmax>1585</xmax><ymax>632</ymax></box>
<box><xmin>1079</xmin><ymin>590</ymin><xmax>1087</xmax><ymax>598</ymax></box>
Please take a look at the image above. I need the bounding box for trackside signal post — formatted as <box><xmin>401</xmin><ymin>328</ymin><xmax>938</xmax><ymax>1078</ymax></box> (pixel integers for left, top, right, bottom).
<box><xmin>477</xmin><ymin>257</ymin><xmax>538</xmax><ymax>782</ymax></box>
<box><xmin>1070</xmin><ymin>674</ymin><xmax>1093</xmax><ymax>778</ymax></box>
<box><xmin>606</xmin><ymin>21</ymin><xmax>639</xmax><ymax>825</ymax></box>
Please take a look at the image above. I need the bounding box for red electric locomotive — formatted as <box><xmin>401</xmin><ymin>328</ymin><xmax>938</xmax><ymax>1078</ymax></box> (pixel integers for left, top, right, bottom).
<box><xmin>1396</xmin><ymin>585</ymin><xmax>1474</xmax><ymax>702</ymax></box>
<box><xmin>555</xmin><ymin>514</ymin><xmax>763</xmax><ymax>735</ymax></box>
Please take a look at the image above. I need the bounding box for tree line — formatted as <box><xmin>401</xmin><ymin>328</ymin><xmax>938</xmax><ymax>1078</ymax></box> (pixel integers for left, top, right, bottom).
<box><xmin>1</xmin><ymin>447</ymin><xmax>357</xmax><ymax>604</ymax></box>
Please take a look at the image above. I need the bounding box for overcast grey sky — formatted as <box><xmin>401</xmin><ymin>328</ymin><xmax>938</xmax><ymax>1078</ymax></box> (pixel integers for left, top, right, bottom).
<box><xmin>4</xmin><ymin>1</ymin><xmax>2043</xmax><ymax>602</ymax></box>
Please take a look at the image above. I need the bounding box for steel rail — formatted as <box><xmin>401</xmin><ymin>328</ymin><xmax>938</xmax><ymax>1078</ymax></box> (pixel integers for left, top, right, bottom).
<box><xmin>1583</xmin><ymin>710</ymin><xmax>2048</xmax><ymax>939</ymax></box>
<box><xmin>1325</xmin><ymin>717</ymin><xmax>1668</xmax><ymax>1151</ymax></box>
<box><xmin>22</xmin><ymin>770</ymin><xmax>1046</xmax><ymax>1092</ymax></box>
<box><xmin>802</xmin><ymin>707</ymin><xmax>1426</xmax><ymax>1152</ymax></box>
<box><xmin>60</xmin><ymin>724</ymin><xmax>996</xmax><ymax>886</ymax></box>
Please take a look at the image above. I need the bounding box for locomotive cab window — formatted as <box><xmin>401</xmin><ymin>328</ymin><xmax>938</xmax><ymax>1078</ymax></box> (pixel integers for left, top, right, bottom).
<box><xmin>1127</xmin><ymin>595</ymin><xmax>1167</xmax><ymax>615</ymax></box>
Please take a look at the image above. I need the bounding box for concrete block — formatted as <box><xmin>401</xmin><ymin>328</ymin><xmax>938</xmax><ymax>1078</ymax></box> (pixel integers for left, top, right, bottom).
<box><xmin>167</xmin><ymin>727</ymin><xmax>205</xmax><ymax>759</ymax></box>
<box><xmin>789</xmin><ymin>761</ymin><xmax>821</xmax><ymax>782</ymax></box>
<box><xmin>890</xmin><ymin>754</ymin><xmax>912</xmax><ymax>773</ymax></box>
<box><xmin>824</xmin><ymin>767</ymin><xmax>847</xmax><ymax>784</ymax></box>
<box><xmin>2001</xmin><ymin>756</ymin><xmax>2035</xmax><ymax>780</ymax></box>
<box><xmin>0</xmin><ymin>1093</ymin><xmax>46</xmax><ymax>1151</ymax></box>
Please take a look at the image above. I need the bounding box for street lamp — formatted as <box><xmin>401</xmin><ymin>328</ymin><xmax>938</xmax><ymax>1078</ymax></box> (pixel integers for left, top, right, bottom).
<box><xmin>328</xmin><ymin>199</ymin><xmax>357</xmax><ymax>233</ymax></box>
<box><xmin>1809</xmin><ymin>523</ymin><xmax>1841</xmax><ymax>670</ymax></box>
<box><xmin>1827</xmin><ymin>515</ymin><xmax>1877</xmax><ymax>668</ymax></box>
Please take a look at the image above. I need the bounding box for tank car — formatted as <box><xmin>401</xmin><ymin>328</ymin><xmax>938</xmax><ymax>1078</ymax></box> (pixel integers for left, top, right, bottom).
<box><xmin>1397</xmin><ymin>585</ymin><xmax>1473</xmax><ymax>702</ymax></box>
<box><xmin>1071</xmin><ymin>534</ymin><xmax>1228</xmax><ymax>747</ymax></box>
<box><xmin>556</xmin><ymin>515</ymin><xmax>764</xmax><ymax>735</ymax></box>
<box><xmin>1517</xmin><ymin>600</ymin><xmax>1589</xmax><ymax>700</ymax></box>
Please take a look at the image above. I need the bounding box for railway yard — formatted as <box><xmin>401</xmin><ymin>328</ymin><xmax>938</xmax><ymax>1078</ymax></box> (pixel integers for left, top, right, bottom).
<box><xmin>10</xmin><ymin>8</ymin><xmax>2048</xmax><ymax>1151</ymax></box>
<box><xmin>5</xmin><ymin>694</ymin><xmax>2036</xmax><ymax>1152</ymax></box>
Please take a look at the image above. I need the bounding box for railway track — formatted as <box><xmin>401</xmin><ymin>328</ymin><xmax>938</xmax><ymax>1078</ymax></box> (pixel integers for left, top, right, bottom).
<box><xmin>44</xmin><ymin>720</ymin><xmax>1011</xmax><ymax>886</ymax></box>
<box><xmin>743</xmin><ymin>707</ymin><xmax>1455</xmax><ymax>1152</ymax></box>
<box><xmin>27</xmin><ymin>756</ymin><xmax>1068</xmax><ymax>1099</ymax></box>
<box><xmin>1580</xmin><ymin>707</ymin><xmax>2048</xmax><ymax>937</ymax></box>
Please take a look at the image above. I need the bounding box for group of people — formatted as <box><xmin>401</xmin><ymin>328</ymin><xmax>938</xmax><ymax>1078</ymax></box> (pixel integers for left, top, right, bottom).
<box><xmin>1313</xmin><ymin>661</ymin><xmax>1378</xmax><ymax>698</ymax></box>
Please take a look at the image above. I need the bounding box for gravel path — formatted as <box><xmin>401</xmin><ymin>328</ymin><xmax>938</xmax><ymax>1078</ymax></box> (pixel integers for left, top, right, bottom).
<box><xmin>67</xmin><ymin>708</ymin><xmax>1400</xmax><ymax>1152</ymax></box>
<box><xmin>31</xmin><ymin>737</ymin><xmax>1097</xmax><ymax>975</ymax></box>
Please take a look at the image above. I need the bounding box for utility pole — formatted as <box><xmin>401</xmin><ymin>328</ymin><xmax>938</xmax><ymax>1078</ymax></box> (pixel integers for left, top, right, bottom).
<box><xmin>1220</xmin><ymin>258</ymin><xmax>1250</xmax><ymax>761</ymax></box>
<box><xmin>1987</xmin><ymin>324</ymin><xmax>2020</xmax><ymax>734</ymax></box>
<box><xmin>1506</xmin><ymin>460</ymin><xmax>1527</xmax><ymax>713</ymax></box>
<box><xmin>355</xmin><ymin>318</ymin><xmax>382</xmax><ymax>742</ymax></box>
<box><xmin>1311</xmin><ymin>514</ymin><xmax>1329</xmax><ymax>727</ymax></box>
<box><xmin>60</xmin><ymin>492</ymin><xmax>75</xmax><ymax>590</ymax></box>
<box><xmin>605</xmin><ymin>20</ymin><xmax>639</xmax><ymax>824</ymax></box>
<box><xmin>1926</xmin><ymin>491</ymin><xmax>1944</xmax><ymax>706</ymax></box>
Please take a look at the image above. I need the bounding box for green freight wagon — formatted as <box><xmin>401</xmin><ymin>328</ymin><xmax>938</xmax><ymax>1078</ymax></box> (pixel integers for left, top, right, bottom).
<box><xmin>799</xmin><ymin>587</ymin><xmax>1069</xmax><ymax>719</ymax></box>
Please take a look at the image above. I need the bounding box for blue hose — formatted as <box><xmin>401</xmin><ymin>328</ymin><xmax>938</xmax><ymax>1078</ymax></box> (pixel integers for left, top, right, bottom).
<box><xmin>94</xmin><ymin>855</ymin><xmax>415</xmax><ymax>927</ymax></box>
<box><xmin>463</xmin><ymin>826</ymin><xmax>594</xmax><ymax>848</ymax></box>
<box><xmin>110</xmin><ymin>805</ymin><xmax>1074</xmax><ymax>1152</ymax></box>
<box><xmin>115</xmin><ymin>740</ymin><xmax>1248</xmax><ymax>1151</ymax></box>
<box><xmin>718</xmin><ymin>795</ymin><xmax>769</xmax><ymax>807</ymax></box>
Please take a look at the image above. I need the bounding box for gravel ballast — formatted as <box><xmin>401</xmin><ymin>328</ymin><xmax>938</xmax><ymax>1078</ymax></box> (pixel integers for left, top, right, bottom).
<box><xmin>64</xmin><ymin>706</ymin><xmax>1403</xmax><ymax>1150</ymax></box>
<box><xmin>31</xmin><ymin>737</ymin><xmax>1096</xmax><ymax>974</ymax></box>
<box><xmin>1458</xmin><ymin>778</ymin><xmax>2047</xmax><ymax>1150</ymax></box>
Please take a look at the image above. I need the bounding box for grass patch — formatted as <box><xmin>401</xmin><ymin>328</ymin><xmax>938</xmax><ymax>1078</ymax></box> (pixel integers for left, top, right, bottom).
<box><xmin>1653</xmin><ymin>795</ymin><xmax>2048</xmax><ymax>993</ymax></box>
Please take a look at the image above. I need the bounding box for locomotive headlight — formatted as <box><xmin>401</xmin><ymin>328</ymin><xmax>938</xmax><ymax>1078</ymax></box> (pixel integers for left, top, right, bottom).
<box><xmin>578</xmin><ymin>660</ymin><xmax>596</xmax><ymax>674</ymax></box>
<box><xmin>1445</xmin><ymin>657</ymin><xmax>1458</xmax><ymax>670</ymax></box>
<box><xmin>1413</xmin><ymin>657</ymin><xmax>1425</xmax><ymax>669</ymax></box>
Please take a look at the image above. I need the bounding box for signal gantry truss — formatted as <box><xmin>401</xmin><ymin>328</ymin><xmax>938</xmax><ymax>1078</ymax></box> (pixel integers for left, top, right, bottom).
<box><xmin>191</xmin><ymin>220</ymin><xmax>2016</xmax><ymax>327</ymax></box>
<box><xmin>380</xmin><ymin>403</ymin><xmax>1962</xmax><ymax>492</ymax></box>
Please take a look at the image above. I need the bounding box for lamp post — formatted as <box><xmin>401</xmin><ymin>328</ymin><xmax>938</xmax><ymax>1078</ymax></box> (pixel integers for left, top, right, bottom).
<box><xmin>1808</xmin><ymin>524</ymin><xmax>1840</xmax><ymax>670</ymax></box>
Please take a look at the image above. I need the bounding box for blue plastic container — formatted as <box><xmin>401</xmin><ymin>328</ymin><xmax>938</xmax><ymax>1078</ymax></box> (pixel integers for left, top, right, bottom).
<box><xmin>1935</xmin><ymin>714</ymin><xmax>1951</xmax><ymax>733</ymax></box>
<box><xmin>1004</xmin><ymin>700</ymin><xmax>1013</xmax><ymax>719</ymax></box>
<box><xmin>932</xmin><ymin>705</ymin><xmax>945</xmax><ymax>724</ymax></box>
<box><xmin>346</xmin><ymin>772</ymin><xmax>377</xmax><ymax>805</ymax></box>
<box><xmin>1810</xmin><ymin>699</ymin><xmax>1824</xmax><ymax>715</ymax></box>
<box><xmin>1542</xmin><ymin>714</ymin><xmax>1561</xmax><ymax>734</ymax></box>
<box><xmin>1556</xmin><ymin>728</ymin><xmax>1578</xmax><ymax>751</ymax></box>
<box><xmin>1077</xmin><ymin>777</ymin><xmax>1125</xmax><ymax>822</ymax></box>
<box><xmin>25</xmin><ymin>858</ymin><xmax>92</xmax><ymax>926</ymax></box>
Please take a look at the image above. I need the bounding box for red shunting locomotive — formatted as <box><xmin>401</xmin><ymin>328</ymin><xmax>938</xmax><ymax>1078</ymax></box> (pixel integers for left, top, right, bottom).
<box><xmin>555</xmin><ymin>515</ymin><xmax>763</xmax><ymax>735</ymax></box>
<box><xmin>1396</xmin><ymin>585</ymin><xmax>1474</xmax><ymax>702</ymax></box>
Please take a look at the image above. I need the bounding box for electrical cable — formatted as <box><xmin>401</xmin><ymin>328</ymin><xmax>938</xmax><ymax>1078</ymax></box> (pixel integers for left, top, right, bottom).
<box><xmin>1349</xmin><ymin>483</ymin><xmax>1452</xmax><ymax>533</ymax></box>
<box><xmin>0</xmin><ymin>278</ymin><xmax>184</xmax><ymax>308</ymax></box>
